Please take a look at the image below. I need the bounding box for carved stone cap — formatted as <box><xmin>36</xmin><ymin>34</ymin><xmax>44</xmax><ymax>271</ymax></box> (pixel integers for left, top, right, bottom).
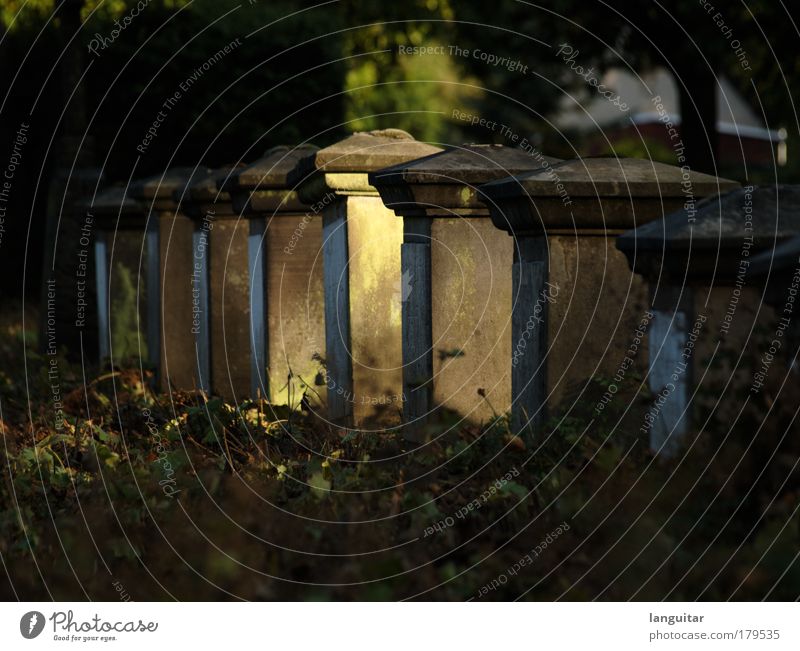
<box><xmin>189</xmin><ymin>166</ymin><xmax>237</xmax><ymax>200</ymax></box>
<box><xmin>749</xmin><ymin>235</ymin><xmax>800</xmax><ymax>309</ymax></box>
<box><xmin>617</xmin><ymin>185</ymin><xmax>800</xmax><ymax>283</ymax></box>
<box><xmin>750</xmin><ymin>235</ymin><xmax>800</xmax><ymax>278</ymax></box>
<box><xmin>372</xmin><ymin>144</ymin><xmax>561</xmax><ymax>186</ymax></box>
<box><xmin>289</xmin><ymin>130</ymin><xmax>443</xmax><ymax>202</ymax></box>
<box><xmin>479</xmin><ymin>157</ymin><xmax>739</xmax><ymax>235</ymax></box>
<box><xmin>182</xmin><ymin>166</ymin><xmax>241</xmax><ymax>219</ymax></box>
<box><xmin>220</xmin><ymin>145</ymin><xmax>319</xmax><ymax>192</ymax></box>
<box><xmin>82</xmin><ymin>185</ymin><xmax>147</xmax><ymax>229</ymax></box>
<box><xmin>481</xmin><ymin>157</ymin><xmax>738</xmax><ymax>200</ymax></box>
<box><xmin>369</xmin><ymin>144</ymin><xmax>561</xmax><ymax>217</ymax></box>
<box><xmin>129</xmin><ymin>167</ymin><xmax>214</xmax><ymax>211</ymax></box>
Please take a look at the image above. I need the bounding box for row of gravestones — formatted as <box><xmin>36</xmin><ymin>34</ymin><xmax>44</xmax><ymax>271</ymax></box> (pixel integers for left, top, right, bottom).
<box><xmin>75</xmin><ymin>128</ymin><xmax>800</xmax><ymax>450</ymax></box>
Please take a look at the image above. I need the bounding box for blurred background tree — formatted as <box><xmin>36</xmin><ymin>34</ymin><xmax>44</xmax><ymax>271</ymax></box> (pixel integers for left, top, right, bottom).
<box><xmin>0</xmin><ymin>0</ymin><xmax>797</xmax><ymax>301</ymax></box>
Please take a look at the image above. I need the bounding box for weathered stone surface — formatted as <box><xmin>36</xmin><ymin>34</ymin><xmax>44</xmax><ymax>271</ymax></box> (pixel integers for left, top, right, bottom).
<box><xmin>371</xmin><ymin>144</ymin><xmax>561</xmax><ymax>217</ymax></box>
<box><xmin>370</xmin><ymin>144</ymin><xmax>560</xmax><ymax>424</ymax></box>
<box><xmin>129</xmin><ymin>169</ymin><xmax>213</xmax><ymax>392</ymax></box>
<box><xmin>751</xmin><ymin>232</ymin><xmax>800</xmax><ymax>325</ymax></box>
<box><xmin>224</xmin><ymin>145</ymin><xmax>318</xmax><ymax>189</ymax></box>
<box><xmin>751</xmin><ymin>235</ymin><xmax>800</xmax><ymax>278</ymax></box>
<box><xmin>88</xmin><ymin>186</ymin><xmax>153</xmax><ymax>365</ymax></box>
<box><xmin>291</xmin><ymin>131</ymin><xmax>443</xmax><ymax>426</ymax></box>
<box><xmin>750</xmin><ymin>234</ymin><xmax>800</xmax><ymax>364</ymax></box>
<box><xmin>478</xmin><ymin>157</ymin><xmax>738</xmax><ymax>428</ymax></box>
<box><xmin>85</xmin><ymin>186</ymin><xmax>147</xmax><ymax>228</ymax></box>
<box><xmin>291</xmin><ymin>129</ymin><xmax>443</xmax><ymax>203</ymax></box>
<box><xmin>264</xmin><ymin>215</ymin><xmax>326</xmax><ymax>409</ymax></box>
<box><xmin>484</xmin><ymin>157</ymin><xmax>736</xmax><ymax>200</ymax></box>
<box><xmin>373</xmin><ymin>144</ymin><xmax>560</xmax><ymax>185</ymax></box>
<box><xmin>180</xmin><ymin>167</ymin><xmax>250</xmax><ymax>400</ymax></box>
<box><xmin>130</xmin><ymin>167</ymin><xmax>212</xmax><ymax>211</ymax></box>
<box><xmin>222</xmin><ymin>150</ymin><xmax>328</xmax><ymax>409</ymax></box>
<box><xmin>221</xmin><ymin>145</ymin><xmax>316</xmax><ymax>214</ymax></box>
<box><xmin>292</xmin><ymin>130</ymin><xmax>440</xmax><ymax>178</ymax></box>
<box><xmin>481</xmin><ymin>157</ymin><xmax>739</xmax><ymax>234</ymax></box>
<box><xmin>343</xmin><ymin>195</ymin><xmax>404</xmax><ymax>424</ymax></box>
<box><xmin>613</xmin><ymin>185</ymin><xmax>800</xmax><ymax>452</ymax></box>
<box><xmin>157</xmin><ymin>210</ymin><xmax>198</xmax><ymax>392</ymax></box>
<box><xmin>80</xmin><ymin>187</ymin><xmax>145</xmax><ymax>362</ymax></box>
<box><xmin>207</xmin><ymin>218</ymin><xmax>252</xmax><ymax>401</ymax></box>
<box><xmin>429</xmin><ymin>217</ymin><xmax>513</xmax><ymax>421</ymax></box>
<box><xmin>545</xmin><ymin>234</ymin><xmax>652</xmax><ymax>406</ymax></box>
<box><xmin>618</xmin><ymin>186</ymin><xmax>800</xmax><ymax>283</ymax></box>
<box><xmin>184</xmin><ymin>165</ymin><xmax>240</xmax><ymax>217</ymax></box>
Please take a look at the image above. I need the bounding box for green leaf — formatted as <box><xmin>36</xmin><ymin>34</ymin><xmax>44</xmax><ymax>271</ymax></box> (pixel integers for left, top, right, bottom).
<box><xmin>308</xmin><ymin>471</ymin><xmax>331</xmax><ymax>499</ymax></box>
<box><xmin>500</xmin><ymin>481</ymin><xmax>529</xmax><ymax>500</ymax></box>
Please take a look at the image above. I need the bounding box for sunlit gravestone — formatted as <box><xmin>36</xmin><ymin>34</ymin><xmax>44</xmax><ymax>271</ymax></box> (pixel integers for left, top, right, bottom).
<box><xmin>289</xmin><ymin>130</ymin><xmax>442</xmax><ymax>426</ymax></box>
<box><xmin>87</xmin><ymin>185</ymin><xmax>156</xmax><ymax>371</ymax></box>
<box><xmin>220</xmin><ymin>145</ymin><xmax>326</xmax><ymax>410</ymax></box>
<box><xmin>369</xmin><ymin>144</ymin><xmax>561</xmax><ymax>435</ymax></box>
<box><xmin>129</xmin><ymin>167</ymin><xmax>212</xmax><ymax>392</ymax></box>
<box><xmin>179</xmin><ymin>165</ymin><xmax>257</xmax><ymax>401</ymax></box>
<box><xmin>618</xmin><ymin>185</ymin><xmax>800</xmax><ymax>452</ymax></box>
<box><xmin>479</xmin><ymin>157</ymin><xmax>738</xmax><ymax>439</ymax></box>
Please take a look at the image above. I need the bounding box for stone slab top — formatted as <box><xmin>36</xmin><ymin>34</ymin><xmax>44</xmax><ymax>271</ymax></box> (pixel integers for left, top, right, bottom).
<box><xmin>478</xmin><ymin>157</ymin><xmax>739</xmax><ymax>235</ymax></box>
<box><xmin>369</xmin><ymin>144</ymin><xmax>562</xmax><ymax>217</ymax></box>
<box><xmin>618</xmin><ymin>186</ymin><xmax>800</xmax><ymax>253</ymax></box>
<box><xmin>82</xmin><ymin>185</ymin><xmax>146</xmax><ymax>217</ymax></box>
<box><xmin>480</xmin><ymin>157</ymin><xmax>738</xmax><ymax>200</ymax></box>
<box><xmin>181</xmin><ymin>166</ymin><xmax>242</xmax><ymax>219</ymax></box>
<box><xmin>750</xmin><ymin>235</ymin><xmax>800</xmax><ymax>278</ymax></box>
<box><xmin>288</xmin><ymin>129</ymin><xmax>443</xmax><ymax>187</ymax></box>
<box><xmin>617</xmin><ymin>185</ymin><xmax>800</xmax><ymax>283</ymax></box>
<box><xmin>129</xmin><ymin>167</ymin><xmax>213</xmax><ymax>202</ymax></box>
<box><xmin>81</xmin><ymin>186</ymin><xmax>147</xmax><ymax>229</ymax></box>
<box><xmin>186</xmin><ymin>165</ymin><xmax>239</xmax><ymax>202</ymax></box>
<box><xmin>220</xmin><ymin>145</ymin><xmax>319</xmax><ymax>192</ymax></box>
<box><xmin>370</xmin><ymin>144</ymin><xmax>561</xmax><ymax>186</ymax></box>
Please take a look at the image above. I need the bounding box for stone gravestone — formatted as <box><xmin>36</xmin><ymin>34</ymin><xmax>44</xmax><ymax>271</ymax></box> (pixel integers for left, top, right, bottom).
<box><xmin>180</xmin><ymin>166</ymin><xmax>256</xmax><ymax>401</ymax></box>
<box><xmin>479</xmin><ymin>157</ymin><xmax>737</xmax><ymax>439</ymax></box>
<box><xmin>220</xmin><ymin>145</ymin><xmax>326</xmax><ymax>410</ymax></box>
<box><xmin>750</xmin><ymin>227</ymin><xmax>800</xmax><ymax>370</ymax></box>
<box><xmin>129</xmin><ymin>167</ymin><xmax>212</xmax><ymax>391</ymax></box>
<box><xmin>43</xmin><ymin>168</ymin><xmax>104</xmax><ymax>361</ymax></box>
<box><xmin>618</xmin><ymin>185</ymin><xmax>800</xmax><ymax>451</ymax></box>
<box><xmin>370</xmin><ymin>144</ymin><xmax>561</xmax><ymax>434</ymax></box>
<box><xmin>84</xmin><ymin>185</ymin><xmax>155</xmax><ymax>370</ymax></box>
<box><xmin>289</xmin><ymin>130</ymin><xmax>442</xmax><ymax>426</ymax></box>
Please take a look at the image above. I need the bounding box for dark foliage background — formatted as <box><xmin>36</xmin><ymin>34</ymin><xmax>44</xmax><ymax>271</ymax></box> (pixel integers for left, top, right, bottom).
<box><xmin>1</xmin><ymin>1</ymin><xmax>798</xmax><ymax>299</ymax></box>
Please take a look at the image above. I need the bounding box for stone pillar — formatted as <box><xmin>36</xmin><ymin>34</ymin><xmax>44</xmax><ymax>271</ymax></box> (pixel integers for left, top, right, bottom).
<box><xmin>129</xmin><ymin>168</ymin><xmax>212</xmax><ymax>392</ymax></box>
<box><xmin>370</xmin><ymin>144</ymin><xmax>561</xmax><ymax>436</ymax></box>
<box><xmin>289</xmin><ymin>130</ymin><xmax>442</xmax><ymax>426</ymax></box>
<box><xmin>85</xmin><ymin>186</ymin><xmax>153</xmax><ymax>370</ymax></box>
<box><xmin>619</xmin><ymin>185</ymin><xmax>800</xmax><ymax>451</ymax></box>
<box><xmin>479</xmin><ymin>158</ymin><xmax>738</xmax><ymax>440</ymax></box>
<box><xmin>221</xmin><ymin>145</ymin><xmax>326</xmax><ymax>409</ymax></box>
